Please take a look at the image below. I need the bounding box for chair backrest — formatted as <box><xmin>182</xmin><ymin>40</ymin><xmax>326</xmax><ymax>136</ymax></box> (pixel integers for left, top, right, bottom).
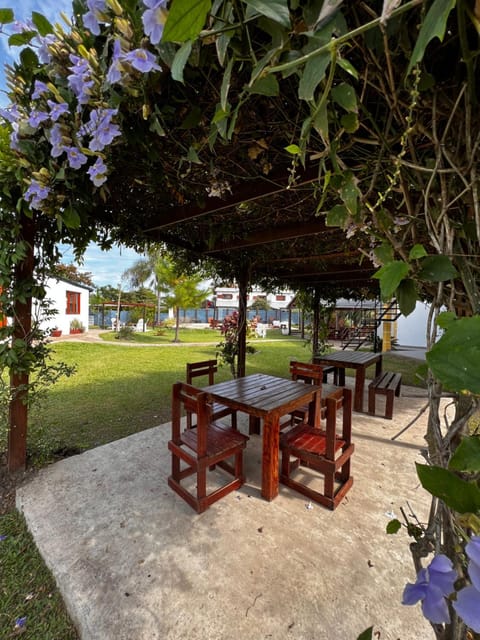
<box><xmin>186</xmin><ymin>359</ymin><xmax>218</xmax><ymax>385</ymax></box>
<box><xmin>289</xmin><ymin>360</ymin><xmax>324</xmax><ymax>386</ymax></box>
<box><xmin>171</xmin><ymin>382</ymin><xmax>210</xmax><ymax>455</ymax></box>
<box><xmin>324</xmin><ymin>387</ymin><xmax>352</xmax><ymax>459</ymax></box>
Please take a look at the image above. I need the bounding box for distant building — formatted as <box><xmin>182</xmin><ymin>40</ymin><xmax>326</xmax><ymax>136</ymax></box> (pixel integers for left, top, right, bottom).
<box><xmin>34</xmin><ymin>276</ymin><xmax>92</xmax><ymax>336</ymax></box>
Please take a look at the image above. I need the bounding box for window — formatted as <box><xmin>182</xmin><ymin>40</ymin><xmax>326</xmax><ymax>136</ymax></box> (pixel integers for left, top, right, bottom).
<box><xmin>276</xmin><ymin>295</ymin><xmax>286</xmax><ymax>301</ymax></box>
<box><xmin>66</xmin><ymin>291</ymin><xmax>81</xmax><ymax>314</ymax></box>
<box><xmin>217</xmin><ymin>293</ymin><xmax>233</xmax><ymax>300</ymax></box>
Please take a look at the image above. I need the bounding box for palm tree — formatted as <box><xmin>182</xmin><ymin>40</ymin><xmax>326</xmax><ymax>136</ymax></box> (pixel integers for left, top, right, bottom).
<box><xmin>122</xmin><ymin>247</ymin><xmax>163</xmax><ymax>324</ymax></box>
<box><xmin>155</xmin><ymin>258</ymin><xmax>210</xmax><ymax>342</ymax></box>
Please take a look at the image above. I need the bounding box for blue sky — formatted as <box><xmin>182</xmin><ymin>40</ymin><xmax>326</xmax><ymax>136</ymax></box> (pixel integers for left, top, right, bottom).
<box><xmin>0</xmin><ymin>0</ymin><xmax>144</xmax><ymax>288</ymax></box>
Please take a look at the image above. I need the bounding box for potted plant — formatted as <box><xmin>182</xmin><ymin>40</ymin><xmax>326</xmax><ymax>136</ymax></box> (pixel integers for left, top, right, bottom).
<box><xmin>50</xmin><ymin>327</ymin><xmax>62</xmax><ymax>337</ymax></box>
<box><xmin>69</xmin><ymin>319</ymin><xmax>85</xmax><ymax>334</ymax></box>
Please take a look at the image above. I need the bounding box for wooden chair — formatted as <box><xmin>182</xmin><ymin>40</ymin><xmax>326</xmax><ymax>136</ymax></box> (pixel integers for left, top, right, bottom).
<box><xmin>282</xmin><ymin>360</ymin><xmax>324</xmax><ymax>430</ymax></box>
<box><xmin>280</xmin><ymin>387</ymin><xmax>354</xmax><ymax>510</ymax></box>
<box><xmin>186</xmin><ymin>359</ymin><xmax>237</xmax><ymax>429</ymax></box>
<box><xmin>168</xmin><ymin>382</ymin><xmax>249</xmax><ymax>513</ymax></box>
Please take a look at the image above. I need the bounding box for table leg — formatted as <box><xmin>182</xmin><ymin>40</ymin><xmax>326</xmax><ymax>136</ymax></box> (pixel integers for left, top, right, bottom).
<box><xmin>375</xmin><ymin>356</ymin><xmax>383</xmax><ymax>377</ymax></box>
<box><xmin>354</xmin><ymin>367</ymin><xmax>365</xmax><ymax>412</ymax></box>
<box><xmin>261</xmin><ymin>414</ymin><xmax>280</xmax><ymax>501</ymax></box>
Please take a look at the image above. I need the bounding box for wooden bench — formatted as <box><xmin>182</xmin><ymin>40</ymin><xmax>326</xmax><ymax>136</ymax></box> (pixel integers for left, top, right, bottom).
<box><xmin>368</xmin><ymin>371</ymin><xmax>402</xmax><ymax>419</ymax></box>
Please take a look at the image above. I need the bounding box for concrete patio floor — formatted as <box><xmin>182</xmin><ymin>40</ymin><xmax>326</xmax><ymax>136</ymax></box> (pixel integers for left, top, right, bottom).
<box><xmin>16</xmin><ymin>383</ymin><xmax>436</xmax><ymax>640</ymax></box>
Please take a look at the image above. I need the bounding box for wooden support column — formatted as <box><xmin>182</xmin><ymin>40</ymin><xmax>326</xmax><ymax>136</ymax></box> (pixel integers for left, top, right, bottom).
<box><xmin>312</xmin><ymin>287</ymin><xmax>321</xmax><ymax>356</ymax></box>
<box><xmin>237</xmin><ymin>270</ymin><xmax>248</xmax><ymax>378</ymax></box>
<box><xmin>8</xmin><ymin>214</ymin><xmax>35</xmax><ymax>473</ymax></box>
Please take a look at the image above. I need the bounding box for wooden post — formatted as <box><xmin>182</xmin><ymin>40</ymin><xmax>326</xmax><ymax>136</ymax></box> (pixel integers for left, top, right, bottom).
<box><xmin>8</xmin><ymin>214</ymin><xmax>35</xmax><ymax>473</ymax></box>
<box><xmin>237</xmin><ymin>270</ymin><xmax>248</xmax><ymax>378</ymax></box>
<box><xmin>312</xmin><ymin>287</ymin><xmax>320</xmax><ymax>356</ymax></box>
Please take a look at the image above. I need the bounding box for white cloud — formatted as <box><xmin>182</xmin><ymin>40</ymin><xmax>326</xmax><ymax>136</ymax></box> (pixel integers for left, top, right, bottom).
<box><xmin>59</xmin><ymin>243</ymin><xmax>145</xmax><ymax>289</ymax></box>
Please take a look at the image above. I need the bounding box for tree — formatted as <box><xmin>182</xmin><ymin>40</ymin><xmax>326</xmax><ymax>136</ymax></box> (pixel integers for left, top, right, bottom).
<box><xmin>51</xmin><ymin>263</ymin><xmax>94</xmax><ymax>287</ymax></box>
<box><xmin>155</xmin><ymin>258</ymin><xmax>210</xmax><ymax>342</ymax></box>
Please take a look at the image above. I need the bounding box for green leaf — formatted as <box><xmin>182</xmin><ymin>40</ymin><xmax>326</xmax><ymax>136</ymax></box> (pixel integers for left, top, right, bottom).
<box><xmin>341</xmin><ymin>112</ymin><xmax>359</xmax><ymax>133</ymax></box>
<box><xmin>418</xmin><ymin>255</ymin><xmax>458</xmax><ymax>282</ymax></box>
<box><xmin>426</xmin><ymin>316</ymin><xmax>480</xmax><ymax>394</ymax></box>
<box><xmin>386</xmin><ymin>519</ymin><xmax>402</xmax><ymax>534</ymax></box>
<box><xmin>186</xmin><ymin>145</ymin><xmax>202</xmax><ymax>164</ymax></box>
<box><xmin>372</xmin><ymin>261</ymin><xmax>409</xmax><ymax>300</ymax></box>
<box><xmin>170</xmin><ymin>40</ymin><xmax>193</xmax><ymax>83</ymax></box>
<box><xmin>436</xmin><ymin>311</ymin><xmax>456</xmax><ymax>330</ymax></box>
<box><xmin>340</xmin><ymin>171</ymin><xmax>360</xmax><ymax>215</ymax></box>
<box><xmin>331</xmin><ymin>82</ymin><xmax>357</xmax><ymax>113</ymax></box>
<box><xmin>449</xmin><ymin>436</ymin><xmax>480</xmax><ymax>473</ymax></box>
<box><xmin>31</xmin><ymin>11</ymin><xmax>53</xmax><ymax>36</ymax></box>
<box><xmin>285</xmin><ymin>144</ymin><xmax>301</xmax><ymax>155</ymax></box>
<box><xmin>409</xmin><ymin>244</ymin><xmax>428</xmax><ymax>260</ymax></box>
<box><xmin>61</xmin><ymin>207</ymin><xmax>81</xmax><ymax>229</ymax></box>
<box><xmin>248</xmin><ymin>74</ymin><xmax>279</xmax><ymax>96</ymax></box>
<box><xmin>220</xmin><ymin>57</ymin><xmax>234</xmax><ymax>111</ymax></box>
<box><xmin>20</xmin><ymin>47</ymin><xmax>39</xmax><ymax>69</ymax></box>
<box><xmin>407</xmin><ymin>0</ymin><xmax>456</xmax><ymax>75</ymax></box>
<box><xmin>374</xmin><ymin>243</ymin><xmax>394</xmax><ymax>265</ymax></box>
<box><xmin>8</xmin><ymin>31</ymin><xmax>36</xmax><ymax>46</ymax></box>
<box><xmin>396</xmin><ymin>278</ymin><xmax>417</xmax><ymax>316</ymax></box>
<box><xmin>0</xmin><ymin>8</ymin><xmax>14</xmax><ymax>24</ymax></box>
<box><xmin>312</xmin><ymin>100</ymin><xmax>329</xmax><ymax>142</ymax></box>
<box><xmin>337</xmin><ymin>56</ymin><xmax>359</xmax><ymax>79</ymax></box>
<box><xmin>416</xmin><ymin>463</ymin><xmax>480</xmax><ymax>513</ymax></box>
<box><xmin>356</xmin><ymin>628</ymin><xmax>373</xmax><ymax>640</ymax></box>
<box><xmin>243</xmin><ymin>0</ymin><xmax>291</xmax><ymax>28</ymax></box>
<box><xmin>163</xmin><ymin>0</ymin><xmax>211</xmax><ymax>43</ymax></box>
<box><xmin>326</xmin><ymin>204</ymin><xmax>349</xmax><ymax>228</ymax></box>
<box><xmin>298</xmin><ymin>52</ymin><xmax>330</xmax><ymax>101</ymax></box>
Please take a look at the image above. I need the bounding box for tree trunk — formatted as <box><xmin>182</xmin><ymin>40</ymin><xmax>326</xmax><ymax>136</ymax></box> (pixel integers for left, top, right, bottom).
<box><xmin>8</xmin><ymin>213</ymin><xmax>35</xmax><ymax>473</ymax></box>
<box><xmin>174</xmin><ymin>306</ymin><xmax>180</xmax><ymax>342</ymax></box>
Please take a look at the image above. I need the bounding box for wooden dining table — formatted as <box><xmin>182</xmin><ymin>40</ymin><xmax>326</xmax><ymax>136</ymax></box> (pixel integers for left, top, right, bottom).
<box><xmin>203</xmin><ymin>373</ymin><xmax>321</xmax><ymax>502</ymax></box>
<box><xmin>313</xmin><ymin>350</ymin><xmax>382</xmax><ymax>412</ymax></box>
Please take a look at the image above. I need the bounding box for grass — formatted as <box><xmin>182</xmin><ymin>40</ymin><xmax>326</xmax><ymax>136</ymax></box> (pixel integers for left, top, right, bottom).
<box><xmin>0</xmin><ymin>335</ymin><xmax>427</xmax><ymax>637</ymax></box>
<box><xmin>0</xmin><ymin>512</ymin><xmax>79</xmax><ymax>639</ymax></box>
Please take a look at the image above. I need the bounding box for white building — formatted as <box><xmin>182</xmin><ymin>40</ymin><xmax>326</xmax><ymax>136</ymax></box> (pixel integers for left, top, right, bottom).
<box><xmin>34</xmin><ymin>276</ymin><xmax>92</xmax><ymax>336</ymax></box>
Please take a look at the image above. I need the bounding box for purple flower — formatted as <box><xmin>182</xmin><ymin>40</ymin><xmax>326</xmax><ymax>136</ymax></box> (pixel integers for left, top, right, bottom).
<box><xmin>106</xmin><ymin>39</ymin><xmax>124</xmax><ymax>85</ymax></box>
<box><xmin>25</xmin><ymin>180</ymin><xmax>50</xmax><ymax>210</ymax></box>
<box><xmin>47</xmin><ymin>100</ymin><xmax>69</xmax><ymax>122</ymax></box>
<box><xmin>84</xmin><ymin>0</ymin><xmax>107</xmax><ymax>35</ymax></box>
<box><xmin>32</xmin><ymin>80</ymin><xmax>49</xmax><ymax>100</ymax></box>
<box><xmin>453</xmin><ymin>536</ymin><xmax>480</xmax><ymax>632</ymax></box>
<box><xmin>142</xmin><ymin>0</ymin><xmax>168</xmax><ymax>45</ymax></box>
<box><xmin>28</xmin><ymin>110</ymin><xmax>49</xmax><ymax>129</ymax></box>
<box><xmin>36</xmin><ymin>34</ymin><xmax>56</xmax><ymax>64</ymax></box>
<box><xmin>402</xmin><ymin>554</ymin><xmax>457</xmax><ymax>624</ymax></box>
<box><xmin>65</xmin><ymin>146</ymin><xmax>88</xmax><ymax>169</ymax></box>
<box><xmin>48</xmin><ymin>123</ymin><xmax>65</xmax><ymax>158</ymax></box>
<box><xmin>15</xmin><ymin>616</ymin><xmax>27</xmax><ymax>629</ymax></box>
<box><xmin>0</xmin><ymin>105</ymin><xmax>21</xmax><ymax>123</ymax></box>
<box><xmin>12</xmin><ymin>20</ymin><xmax>34</xmax><ymax>33</ymax></box>
<box><xmin>87</xmin><ymin>156</ymin><xmax>108</xmax><ymax>186</ymax></box>
<box><xmin>83</xmin><ymin>108</ymin><xmax>121</xmax><ymax>152</ymax></box>
<box><xmin>122</xmin><ymin>48</ymin><xmax>161</xmax><ymax>73</ymax></box>
<box><xmin>0</xmin><ymin>534</ymin><xmax>7</xmax><ymax>541</ymax></box>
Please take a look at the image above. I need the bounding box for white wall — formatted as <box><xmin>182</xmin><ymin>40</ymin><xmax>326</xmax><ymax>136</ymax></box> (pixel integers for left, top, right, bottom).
<box><xmin>396</xmin><ymin>301</ymin><xmax>430</xmax><ymax>347</ymax></box>
<box><xmin>34</xmin><ymin>277</ymin><xmax>90</xmax><ymax>335</ymax></box>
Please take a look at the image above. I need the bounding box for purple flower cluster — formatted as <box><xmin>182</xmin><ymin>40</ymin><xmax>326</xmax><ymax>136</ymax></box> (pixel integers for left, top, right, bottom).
<box><xmin>80</xmin><ymin>108</ymin><xmax>121</xmax><ymax>152</ymax></box>
<box><xmin>0</xmin><ymin>105</ymin><xmax>22</xmax><ymax>151</ymax></box>
<box><xmin>87</xmin><ymin>157</ymin><xmax>108</xmax><ymax>186</ymax></box>
<box><xmin>142</xmin><ymin>0</ymin><xmax>168</xmax><ymax>45</ymax></box>
<box><xmin>403</xmin><ymin>536</ymin><xmax>480</xmax><ymax>632</ymax></box>
<box><xmin>24</xmin><ymin>180</ymin><xmax>50</xmax><ymax>210</ymax></box>
<box><xmin>107</xmin><ymin>39</ymin><xmax>162</xmax><ymax>85</ymax></box>
<box><xmin>67</xmin><ymin>55</ymin><xmax>94</xmax><ymax>105</ymax></box>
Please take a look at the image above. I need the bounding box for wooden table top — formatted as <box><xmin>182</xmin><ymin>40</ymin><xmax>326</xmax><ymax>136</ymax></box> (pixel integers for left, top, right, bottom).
<box><xmin>314</xmin><ymin>351</ymin><xmax>382</xmax><ymax>368</ymax></box>
<box><xmin>204</xmin><ymin>373</ymin><xmax>321</xmax><ymax>418</ymax></box>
